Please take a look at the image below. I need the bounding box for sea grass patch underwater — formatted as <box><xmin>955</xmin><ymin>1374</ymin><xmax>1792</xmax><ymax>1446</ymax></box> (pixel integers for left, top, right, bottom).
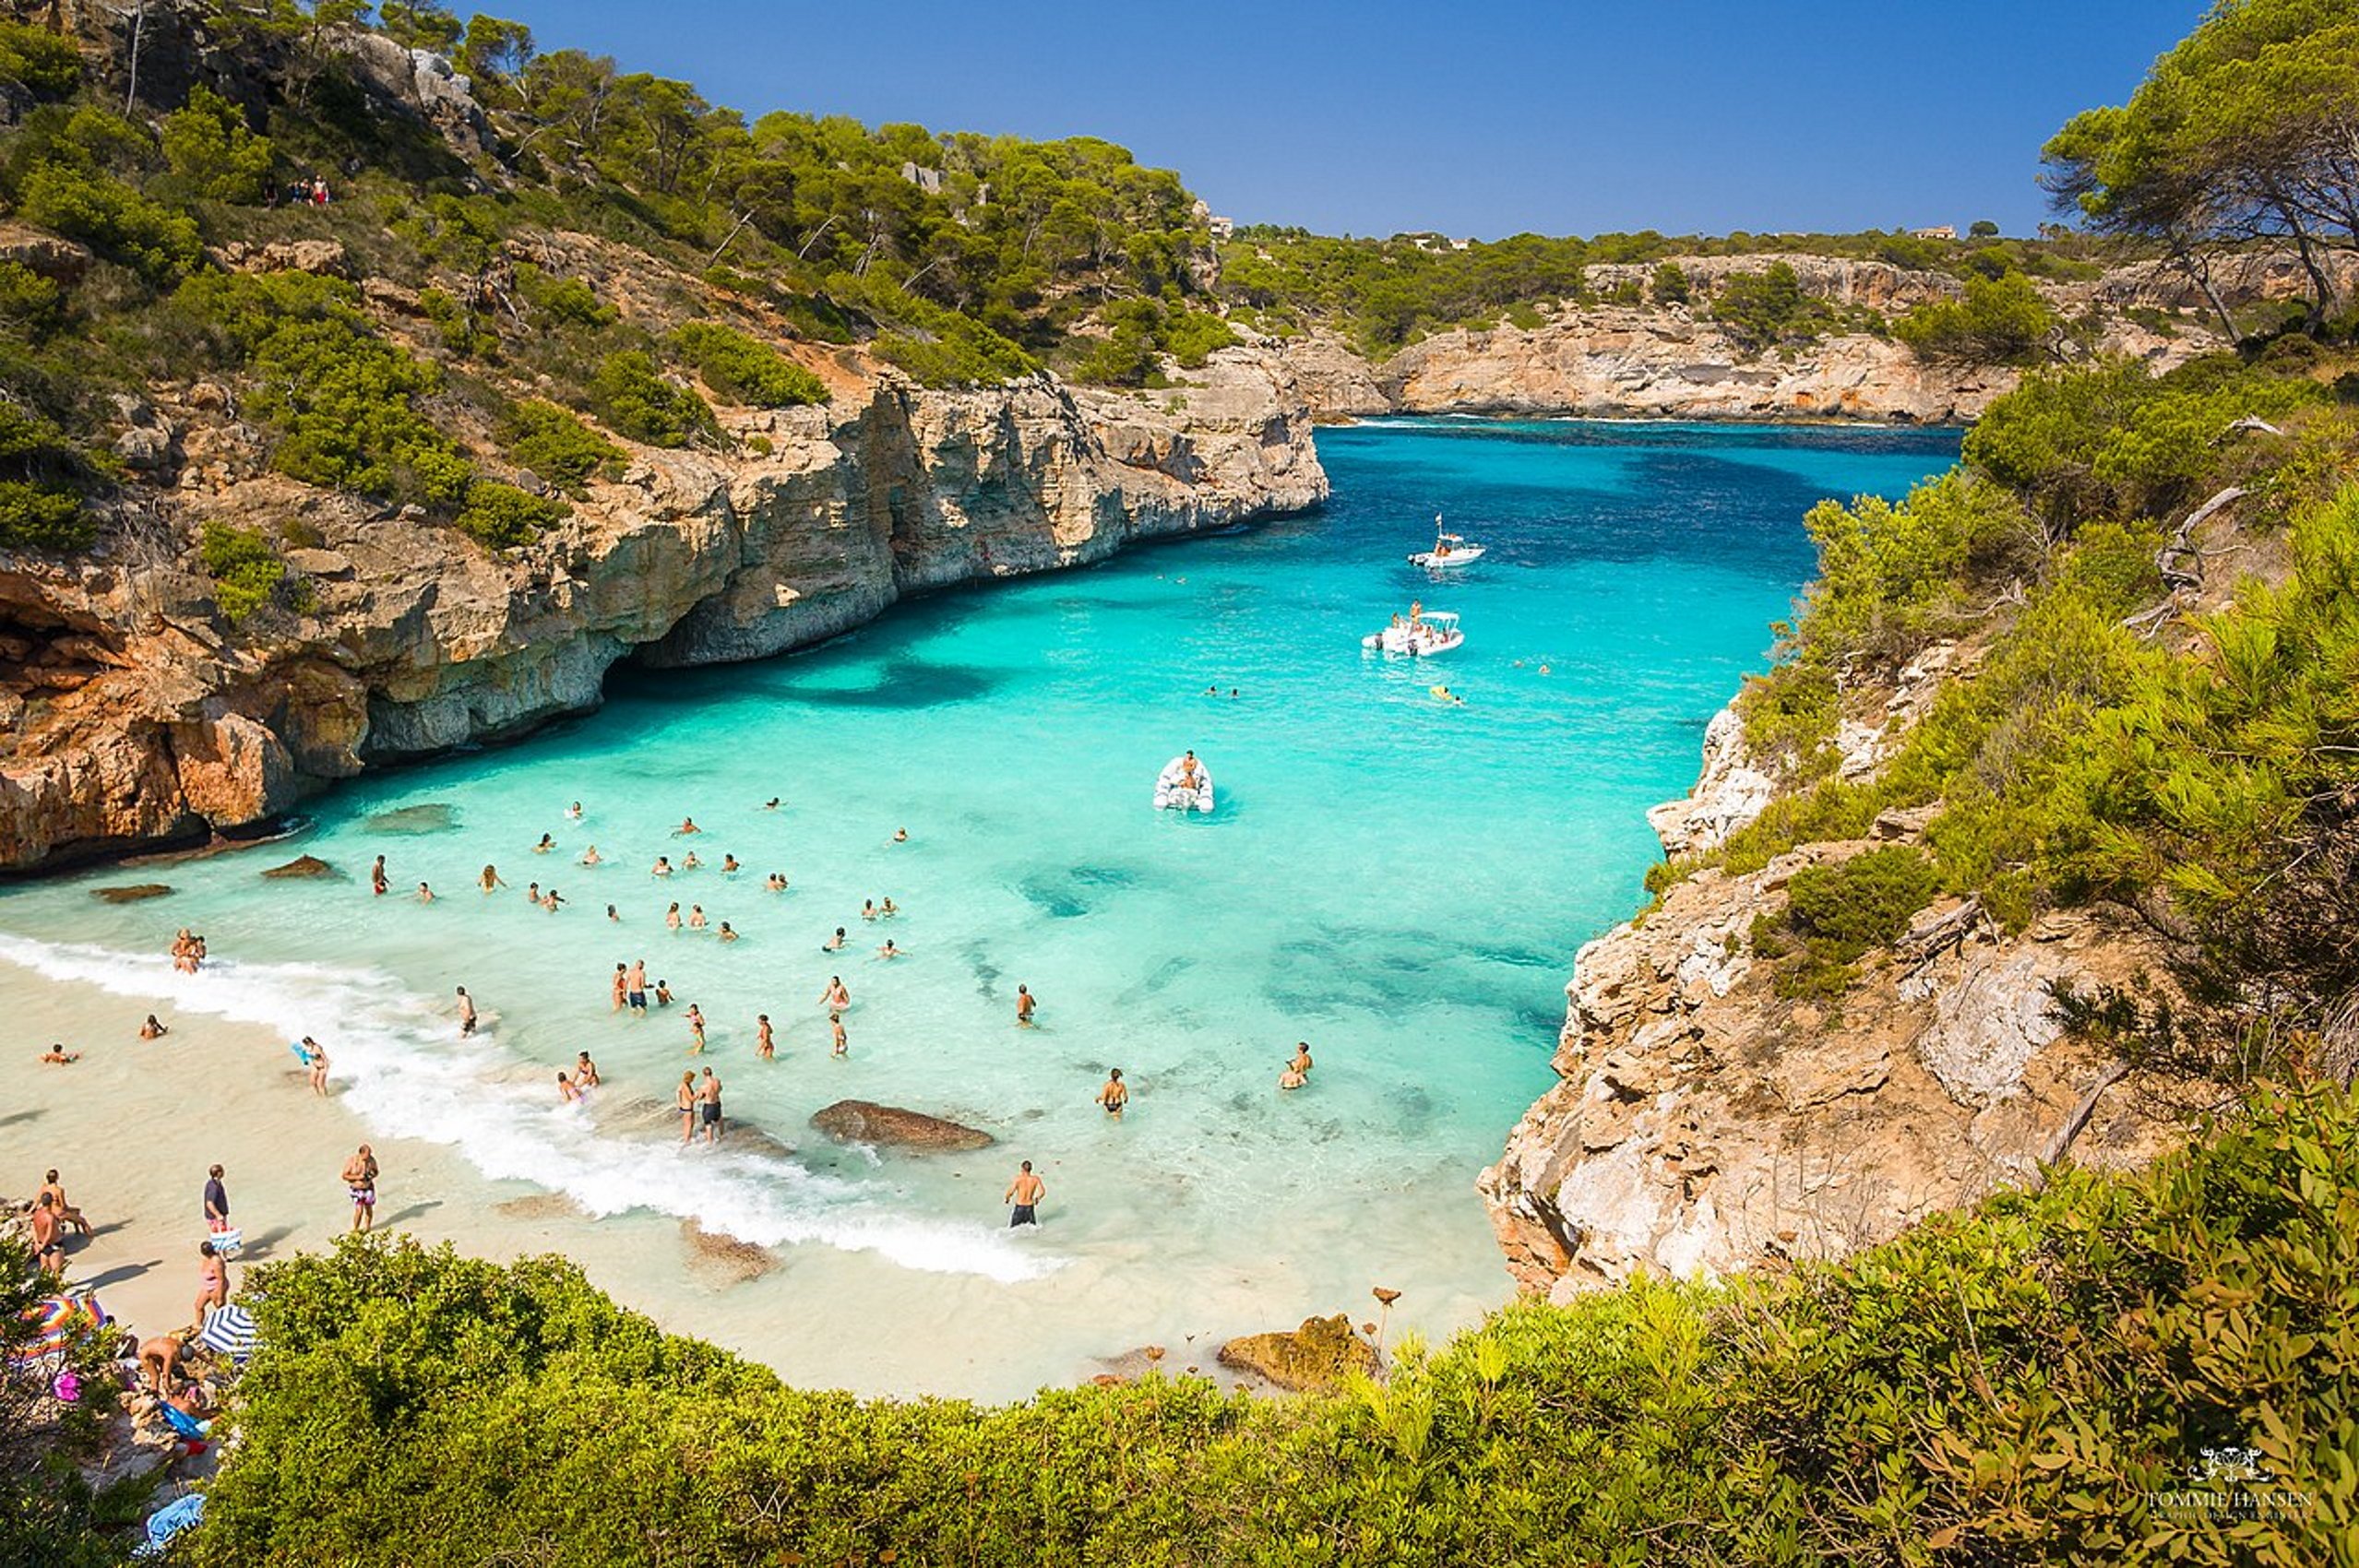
<box><xmin>179</xmin><ymin>1081</ymin><xmax>2359</xmax><ymax>1567</ymax></box>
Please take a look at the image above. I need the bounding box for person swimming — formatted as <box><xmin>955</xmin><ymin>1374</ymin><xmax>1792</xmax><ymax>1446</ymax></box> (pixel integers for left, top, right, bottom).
<box><xmin>607</xmin><ymin>904</ymin><xmax>620</xmax><ymax>921</ymax></box>
<box><xmin>766</xmin><ymin>873</ymin><xmax>788</xmax><ymax>892</ymax></box>
<box><xmin>415</xmin><ymin>881</ymin><xmax>434</xmax><ymax>902</ymax></box>
<box><xmin>481</xmin><ymin>864</ymin><xmax>504</xmax><ymax>894</ymax></box>
<box><xmin>893</xmin><ymin>827</ymin><xmax>909</xmax><ymax>843</ymax></box>
<box><xmin>763</xmin><ymin>797</ymin><xmax>781</xmax><ymax>810</ymax></box>
<box><xmin>526</xmin><ymin>882</ymin><xmax>541</xmax><ymax>904</ymax></box>
<box><xmin>566</xmin><ymin>801</ymin><xmax>583</xmax><ymax>820</ymax></box>
<box><xmin>651</xmin><ymin>857</ymin><xmax>673</xmax><ymax>877</ymax></box>
<box><xmin>682</xmin><ymin>850</ymin><xmax>702</xmax><ymax>871</ymax></box>
<box><xmin>718</xmin><ymin>922</ymin><xmax>740</xmax><ymax>942</ymax></box>
<box><xmin>675</xmin><ymin>817</ymin><xmax>701</xmax><ymax>835</ymax></box>
<box><xmin>823</xmin><ymin>926</ymin><xmax>846</xmax><ymax>951</ymax></box>
<box><xmin>1016</xmin><ymin>984</ymin><xmax>1035</xmax><ymax>1027</ymax></box>
<box><xmin>139</xmin><ymin>1015</ymin><xmax>168</xmax><ymax>1039</ymax></box>
<box><xmin>876</xmin><ymin>938</ymin><xmax>901</xmax><ymax>959</ymax></box>
<box><xmin>40</xmin><ymin>1044</ymin><xmax>78</xmax><ymax>1064</ymax></box>
<box><xmin>687</xmin><ymin>905</ymin><xmax>709</xmax><ymax>931</ymax></box>
<box><xmin>534</xmin><ymin>833</ymin><xmax>554</xmax><ymax>853</ymax></box>
<box><xmin>721</xmin><ymin>854</ymin><xmax>740</xmax><ymax>874</ymax></box>
<box><xmin>1096</xmin><ymin>1067</ymin><xmax>1128</xmax><ymax>1117</ymax></box>
<box><xmin>861</xmin><ymin>899</ymin><xmax>877</xmax><ymax>921</ymax></box>
<box><xmin>580</xmin><ymin>845</ymin><xmax>602</xmax><ymax>866</ymax></box>
<box><xmin>879</xmin><ymin>897</ymin><xmax>899</xmax><ymax>918</ymax></box>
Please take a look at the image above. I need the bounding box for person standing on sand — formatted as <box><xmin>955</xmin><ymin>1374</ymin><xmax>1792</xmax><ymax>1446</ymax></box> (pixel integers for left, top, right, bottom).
<box><xmin>29</xmin><ymin>1194</ymin><xmax>64</xmax><ymax>1277</ymax></box>
<box><xmin>1016</xmin><ymin>985</ymin><xmax>1036</xmax><ymax>1028</ymax></box>
<box><xmin>341</xmin><ymin>1145</ymin><xmax>378</xmax><ymax>1232</ymax></box>
<box><xmin>1096</xmin><ymin>1068</ymin><xmax>1128</xmax><ymax>1118</ymax></box>
<box><xmin>1005</xmin><ymin>1161</ymin><xmax>1043</xmax><ymax>1227</ymax></box>
<box><xmin>675</xmin><ymin>1072</ymin><xmax>697</xmax><ymax>1144</ymax></box>
<box><xmin>457</xmin><ymin>986</ymin><xmax>477</xmax><ymax>1038</ymax></box>
<box><xmin>194</xmin><ymin>1241</ymin><xmax>228</xmax><ymax>1324</ymax></box>
<box><xmin>302</xmin><ymin>1037</ymin><xmax>330</xmax><ymax>1095</ymax></box>
<box><xmin>698</xmin><ymin>1067</ymin><xmax>723</xmax><ymax>1144</ymax></box>
<box><xmin>203</xmin><ymin>1165</ymin><xmax>230</xmax><ymax>1231</ymax></box>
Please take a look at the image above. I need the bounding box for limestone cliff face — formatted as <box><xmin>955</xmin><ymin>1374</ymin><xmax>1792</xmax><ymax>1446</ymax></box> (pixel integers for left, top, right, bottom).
<box><xmin>0</xmin><ymin>351</ymin><xmax>1325</xmax><ymax>871</ymax></box>
<box><xmin>1272</xmin><ymin>253</ymin><xmax>2223</xmax><ymax>423</ymax></box>
<box><xmin>1477</xmin><ymin>671</ymin><xmax>2187</xmax><ymax>1300</ymax></box>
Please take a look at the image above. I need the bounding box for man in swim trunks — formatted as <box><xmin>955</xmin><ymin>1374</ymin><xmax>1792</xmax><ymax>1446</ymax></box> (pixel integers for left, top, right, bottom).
<box><xmin>626</xmin><ymin>960</ymin><xmax>649</xmax><ymax>1014</ymax></box>
<box><xmin>29</xmin><ymin>1194</ymin><xmax>65</xmax><ymax>1277</ymax></box>
<box><xmin>1016</xmin><ymin>984</ymin><xmax>1035</xmax><ymax>1028</ymax></box>
<box><xmin>39</xmin><ymin>1044</ymin><xmax>77</xmax><ymax>1064</ymax></box>
<box><xmin>341</xmin><ymin>1145</ymin><xmax>378</xmax><ymax>1232</ymax></box>
<box><xmin>371</xmin><ymin>855</ymin><xmax>388</xmax><ymax>896</ymax></box>
<box><xmin>823</xmin><ymin>927</ymin><xmax>846</xmax><ymax>951</ymax></box>
<box><xmin>1096</xmin><ymin>1068</ymin><xmax>1128</xmax><ymax>1117</ymax></box>
<box><xmin>138</xmin><ymin>1333</ymin><xmax>185</xmax><ymax>1395</ymax></box>
<box><xmin>1005</xmin><ymin>1161</ymin><xmax>1044</xmax><ymax>1227</ymax></box>
<box><xmin>698</xmin><ymin>1067</ymin><xmax>723</xmax><ymax>1144</ymax></box>
<box><xmin>204</xmin><ymin>1165</ymin><xmax>230</xmax><ymax>1230</ymax></box>
<box><xmin>457</xmin><ymin>986</ymin><xmax>477</xmax><ymax>1038</ymax></box>
<box><xmin>676</xmin><ymin>817</ymin><xmax>701</xmax><ymax>835</ymax></box>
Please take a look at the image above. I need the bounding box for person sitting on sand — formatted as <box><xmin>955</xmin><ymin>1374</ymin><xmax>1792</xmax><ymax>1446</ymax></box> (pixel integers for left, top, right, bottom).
<box><xmin>40</xmin><ymin>1044</ymin><xmax>78</xmax><ymax>1064</ymax></box>
<box><xmin>481</xmin><ymin>864</ymin><xmax>505</xmax><ymax>893</ymax></box>
<box><xmin>675</xmin><ymin>817</ymin><xmax>701</xmax><ymax>836</ymax></box>
<box><xmin>651</xmin><ymin>856</ymin><xmax>673</xmax><ymax>877</ymax></box>
<box><xmin>580</xmin><ymin>845</ymin><xmax>602</xmax><ymax>866</ymax></box>
<box><xmin>876</xmin><ymin>938</ymin><xmax>902</xmax><ymax>960</ymax></box>
<box><xmin>140</xmin><ymin>1015</ymin><xmax>168</xmax><ymax>1039</ymax></box>
<box><xmin>766</xmin><ymin>873</ymin><xmax>788</xmax><ymax>892</ymax></box>
<box><xmin>718</xmin><ymin>922</ymin><xmax>740</xmax><ymax>943</ymax></box>
<box><xmin>534</xmin><ymin>834</ymin><xmax>555</xmax><ymax>854</ymax></box>
<box><xmin>38</xmin><ymin>1170</ymin><xmax>90</xmax><ymax>1236</ymax></box>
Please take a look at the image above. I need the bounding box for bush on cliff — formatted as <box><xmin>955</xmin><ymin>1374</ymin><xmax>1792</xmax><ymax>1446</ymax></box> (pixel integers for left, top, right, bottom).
<box><xmin>159</xmin><ymin>85</ymin><xmax>275</xmax><ymax>206</ymax></box>
<box><xmin>1894</xmin><ymin>269</ymin><xmax>2057</xmax><ymax>364</ymax></box>
<box><xmin>590</xmin><ymin>349</ymin><xmax>718</xmax><ymax>447</ymax></box>
<box><xmin>0</xmin><ymin>18</ymin><xmax>83</xmax><ymax>100</ymax></box>
<box><xmin>498</xmin><ymin>398</ymin><xmax>624</xmax><ymax>495</ymax></box>
<box><xmin>188</xmin><ymin>1082</ymin><xmax>2359</xmax><ymax>1566</ymax></box>
<box><xmin>452</xmin><ymin>480</ymin><xmax>567</xmax><ymax>550</ymax></box>
<box><xmin>671</xmin><ymin>320</ymin><xmax>829</xmax><ymax>408</ymax></box>
<box><xmin>201</xmin><ymin>519</ymin><xmax>288</xmax><ymax>624</ymax></box>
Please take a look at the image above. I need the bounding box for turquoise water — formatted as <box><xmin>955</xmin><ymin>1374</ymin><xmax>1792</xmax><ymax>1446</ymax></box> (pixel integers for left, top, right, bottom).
<box><xmin>0</xmin><ymin>417</ymin><xmax>1959</xmax><ymax>1391</ymax></box>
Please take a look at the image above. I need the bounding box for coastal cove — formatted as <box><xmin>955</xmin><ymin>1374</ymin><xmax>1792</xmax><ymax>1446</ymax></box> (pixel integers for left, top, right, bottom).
<box><xmin>0</xmin><ymin>417</ymin><xmax>1959</xmax><ymax>1400</ymax></box>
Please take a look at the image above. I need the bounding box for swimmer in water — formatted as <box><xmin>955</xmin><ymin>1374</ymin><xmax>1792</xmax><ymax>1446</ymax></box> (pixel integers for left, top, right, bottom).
<box><xmin>766</xmin><ymin>873</ymin><xmax>788</xmax><ymax>892</ymax></box>
<box><xmin>655</xmin><ymin>980</ymin><xmax>673</xmax><ymax>1006</ymax></box>
<box><xmin>1290</xmin><ymin>1041</ymin><xmax>1314</xmax><ymax>1077</ymax></box>
<box><xmin>1016</xmin><ymin>984</ymin><xmax>1035</xmax><ymax>1028</ymax></box>
<box><xmin>893</xmin><ymin>828</ymin><xmax>909</xmax><ymax>843</ymax></box>
<box><xmin>721</xmin><ymin>854</ymin><xmax>740</xmax><ymax>875</ymax></box>
<box><xmin>371</xmin><ymin>856</ymin><xmax>388</xmax><ymax>896</ymax></box>
<box><xmin>687</xmin><ymin>905</ymin><xmax>709</xmax><ymax>931</ymax></box>
<box><xmin>756</xmin><ymin>1015</ymin><xmax>774</xmax><ymax>1060</ymax></box>
<box><xmin>542</xmin><ymin>887</ymin><xmax>564</xmax><ymax>911</ymax></box>
<box><xmin>665</xmin><ymin>902</ymin><xmax>683</xmax><ymax>932</ymax></box>
<box><xmin>651</xmin><ymin>857</ymin><xmax>673</xmax><ymax>877</ymax></box>
<box><xmin>415</xmin><ymin>882</ymin><xmax>434</xmax><ymax>903</ymax></box>
<box><xmin>558</xmin><ymin>1072</ymin><xmax>580</xmax><ymax>1105</ymax></box>
<box><xmin>566</xmin><ymin>801</ymin><xmax>583</xmax><ymax>820</ymax></box>
<box><xmin>718</xmin><ymin>921</ymin><xmax>739</xmax><ymax>943</ymax></box>
<box><xmin>40</xmin><ymin>1044</ymin><xmax>78</xmax><ymax>1064</ymax></box>
<box><xmin>682</xmin><ymin>850</ymin><xmax>702</xmax><ymax>871</ymax></box>
<box><xmin>526</xmin><ymin>882</ymin><xmax>541</xmax><ymax>905</ymax></box>
<box><xmin>675</xmin><ymin>817</ymin><xmax>701</xmax><ymax>836</ymax></box>
<box><xmin>1279</xmin><ymin>1062</ymin><xmax>1307</xmax><ymax>1090</ymax></box>
<box><xmin>626</xmin><ymin>960</ymin><xmax>648</xmax><ymax>1014</ymax></box>
<box><xmin>763</xmin><ymin>797</ymin><xmax>780</xmax><ymax>810</ymax></box>
<box><xmin>861</xmin><ymin>899</ymin><xmax>877</xmax><ymax>921</ymax></box>
<box><xmin>139</xmin><ymin>1015</ymin><xmax>168</xmax><ymax>1039</ymax></box>
<box><xmin>1096</xmin><ymin>1068</ymin><xmax>1128</xmax><ymax>1117</ymax></box>
<box><xmin>534</xmin><ymin>833</ymin><xmax>554</xmax><ymax>853</ymax></box>
<box><xmin>876</xmin><ymin>938</ymin><xmax>901</xmax><ymax>959</ymax></box>
<box><xmin>611</xmin><ymin>964</ymin><xmax>629</xmax><ymax>1011</ymax></box>
<box><xmin>823</xmin><ymin>926</ymin><xmax>847</xmax><ymax>951</ymax></box>
<box><xmin>879</xmin><ymin>897</ymin><xmax>899</xmax><ymax>918</ymax></box>
<box><xmin>481</xmin><ymin>864</ymin><xmax>504</xmax><ymax>894</ymax></box>
<box><xmin>607</xmin><ymin>904</ymin><xmax>620</xmax><ymax>921</ymax></box>
<box><xmin>830</xmin><ymin>1012</ymin><xmax>847</xmax><ymax>1058</ymax></box>
<box><xmin>819</xmin><ymin>976</ymin><xmax>851</xmax><ymax>1011</ymax></box>
<box><xmin>580</xmin><ymin>845</ymin><xmax>601</xmax><ymax>866</ymax></box>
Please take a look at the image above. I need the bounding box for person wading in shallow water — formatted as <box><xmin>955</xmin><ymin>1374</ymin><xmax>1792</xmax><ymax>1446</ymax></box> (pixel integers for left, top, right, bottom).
<box><xmin>1004</xmin><ymin>1160</ymin><xmax>1044</xmax><ymax>1228</ymax></box>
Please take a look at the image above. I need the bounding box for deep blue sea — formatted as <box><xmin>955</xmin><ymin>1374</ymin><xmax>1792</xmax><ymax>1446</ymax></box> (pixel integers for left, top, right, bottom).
<box><xmin>0</xmin><ymin>416</ymin><xmax>1960</xmax><ymax>1395</ymax></box>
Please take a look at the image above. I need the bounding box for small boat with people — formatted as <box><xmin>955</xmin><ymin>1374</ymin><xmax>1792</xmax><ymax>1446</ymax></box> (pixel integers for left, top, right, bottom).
<box><xmin>1363</xmin><ymin>608</ymin><xmax>1463</xmax><ymax>657</ymax></box>
<box><xmin>1409</xmin><ymin>515</ymin><xmax>1484</xmax><ymax>571</ymax></box>
<box><xmin>1154</xmin><ymin>751</ymin><xmax>1215</xmax><ymax>814</ymax></box>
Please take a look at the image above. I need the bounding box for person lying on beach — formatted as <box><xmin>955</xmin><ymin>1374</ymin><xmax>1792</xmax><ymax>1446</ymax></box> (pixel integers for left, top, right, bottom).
<box><xmin>40</xmin><ymin>1044</ymin><xmax>79</xmax><ymax>1064</ymax></box>
<box><xmin>139</xmin><ymin>1015</ymin><xmax>168</xmax><ymax>1039</ymax></box>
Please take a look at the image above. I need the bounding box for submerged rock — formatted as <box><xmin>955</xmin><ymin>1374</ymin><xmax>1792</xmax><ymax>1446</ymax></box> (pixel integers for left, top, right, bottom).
<box><xmin>808</xmin><ymin>1099</ymin><xmax>994</xmax><ymax>1151</ymax></box>
<box><xmin>365</xmin><ymin>802</ymin><xmax>459</xmax><ymax>834</ymax></box>
<box><xmin>261</xmin><ymin>854</ymin><xmax>336</xmax><ymax>879</ymax></box>
<box><xmin>91</xmin><ymin>883</ymin><xmax>173</xmax><ymax>903</ymax></box>
<box><xmin>1216</xmin><ymin>1314</ymin><xmax>1377</xmax><ymax>1391</ymax></box>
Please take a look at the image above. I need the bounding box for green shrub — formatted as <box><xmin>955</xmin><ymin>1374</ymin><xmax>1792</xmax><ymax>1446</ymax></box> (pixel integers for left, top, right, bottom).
<box><xmin>590</xmin><ymin>349</ymin><xmax>716</xmax><ymax>446</ymax></box>
<box><xmin>160</xmin><ymin>84</ymin><xmax>274</xmax><ymax>203</ymax></box>
<box><xmin>15</xmin><ymin>161</ymin><xmax>203</xmax><ymax>282</ymax></box>
<box><xmin>1161</xmin><ymin>306</ymin><xmax>1238</xmax><ymax>367</ymax></box>
<box><xmin>201</xmin><ymin>518</ymin><xmax>286</xmax><ymax>623</ymax></box>
<box><xmin>500</xmin><ymin>398</ymin><xmax>623</xmax><ymax>494</ymax></box>
<box><xmin>1650</xmin><ymin>262</ymin><xmax>1691</xmax><ymax>304</ymax></box>
<box><xmin>417</xmin><ymin>286</ymin><xmax>495</xmax><ymax>358</ymax></box>
<box><xmin>671</xmin><ymin>320</ymin><xmax>828</xmax><ymax>407</ymax></box>
<box><xmin>453</xmin><ymin>480</ymin><xmax>566</xmax><ymax>548</ymax></box>
<box><xmin>1894</xmin><ymin>269</ymin><xmax>2056</xmax><ymax>363</ymax></box>
<box><xmin>515</xmin><ymin>263</ymin><xmax>616</xmax><ymax>329</ymax></box>
<box><xmin>0</xmin><ymin>479</ymin><xmax>89</xmax><ymax>551</ymax></box>
<box><xmin>0</xmin><ymin>259</ymin><xmax>66</xmax><ymax>336</ymax></box>
<box><xmin>0</xmin><ymin>19</ymin><xmax>82</xmax><ymax>98</ymax></box>
<box><xmin>1710</xmin><ymin>261</ymin><xmax>1829</xmax><ymax>348</ymax></box>
<box><xmin>1783</xmin><ymin>847</ymin><xmax>1939</xmax><ymax>955</ymax></box>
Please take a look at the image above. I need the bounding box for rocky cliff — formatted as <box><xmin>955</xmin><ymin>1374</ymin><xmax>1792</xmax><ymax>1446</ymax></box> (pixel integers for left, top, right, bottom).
<box><xmin>0</xmin><ymin>346</ymin><xmax>1325</xmax><ymax>871</ymax></box>
<box><xmin>1476</xmin><ymin>662</ymin><xmax>2193</xmax><ymax>1301</ymax></box>
<box><xmin>1273</xmin><ymin>252</ymin><xmax>2247</xmax><ymax>423</ymax></box>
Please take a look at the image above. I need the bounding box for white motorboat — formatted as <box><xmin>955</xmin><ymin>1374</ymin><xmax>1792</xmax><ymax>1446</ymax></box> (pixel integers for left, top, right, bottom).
<box><xmin>1362</xmin><ymin>610</ymin><xmax>1464</xmax><ymax>657</ymax></box>
<box><xmin>1154</xmin><ymin>752</ymin><xmax>1214</xmax><ymax>813</ymax></box>
<box><xmin>1409</xmin><ymin>516</ymin><xmax>1485</xmax><ymax>570</ymax></box>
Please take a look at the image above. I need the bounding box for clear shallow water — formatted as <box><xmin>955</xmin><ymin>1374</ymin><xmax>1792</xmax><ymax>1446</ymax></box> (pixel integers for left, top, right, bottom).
<box><xmin>0</xmin><ymin>418</ymin><xmax>1959</xmax><ymax>1391</ymax></box>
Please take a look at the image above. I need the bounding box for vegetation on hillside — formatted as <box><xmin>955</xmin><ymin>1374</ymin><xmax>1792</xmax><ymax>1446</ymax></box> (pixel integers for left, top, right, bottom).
<box><xmin>172</xmin><ymin>1081</ymin><xmax>2359</xmax><ymax>1566</ymax></box>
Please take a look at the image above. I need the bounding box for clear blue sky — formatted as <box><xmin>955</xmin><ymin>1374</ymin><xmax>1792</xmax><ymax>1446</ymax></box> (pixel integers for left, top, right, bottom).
<box><xmin>474</xmin><ymin>0</ymin><xmax>2199</xmax><ymax>240</ymax></box>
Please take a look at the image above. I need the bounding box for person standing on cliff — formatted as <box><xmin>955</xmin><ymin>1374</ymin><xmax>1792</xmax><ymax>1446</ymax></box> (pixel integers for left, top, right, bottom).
<box><xmin>1005</xmin><ymin>1161</ymin><xmax>1044</xmax><ymax>1227</ymax></box>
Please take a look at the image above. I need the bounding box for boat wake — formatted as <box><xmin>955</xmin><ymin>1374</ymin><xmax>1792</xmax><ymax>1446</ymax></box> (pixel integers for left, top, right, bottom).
<box><xmin>0</xmin><ymin>935</ymin><xmax>1059</xmax><ymax>1284</ymax></box>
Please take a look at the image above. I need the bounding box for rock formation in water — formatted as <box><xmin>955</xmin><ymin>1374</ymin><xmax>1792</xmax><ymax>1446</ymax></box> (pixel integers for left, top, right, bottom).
<box><xmin>0</xmin><ymin>342</ymin><xmax>1323</xmax><ymax>872</ymax></box>
<box><xmin>809</xmin><ymin>1099</ymin><xmax>996</xmax><ymax>1152</ymax></box>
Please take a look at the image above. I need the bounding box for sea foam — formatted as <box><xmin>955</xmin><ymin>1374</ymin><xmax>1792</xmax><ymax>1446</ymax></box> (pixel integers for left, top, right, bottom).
<box><xmin>0</xmin><ymin>934</ymin><xmax>1059</xmax><ymax>1283</ymax></box>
